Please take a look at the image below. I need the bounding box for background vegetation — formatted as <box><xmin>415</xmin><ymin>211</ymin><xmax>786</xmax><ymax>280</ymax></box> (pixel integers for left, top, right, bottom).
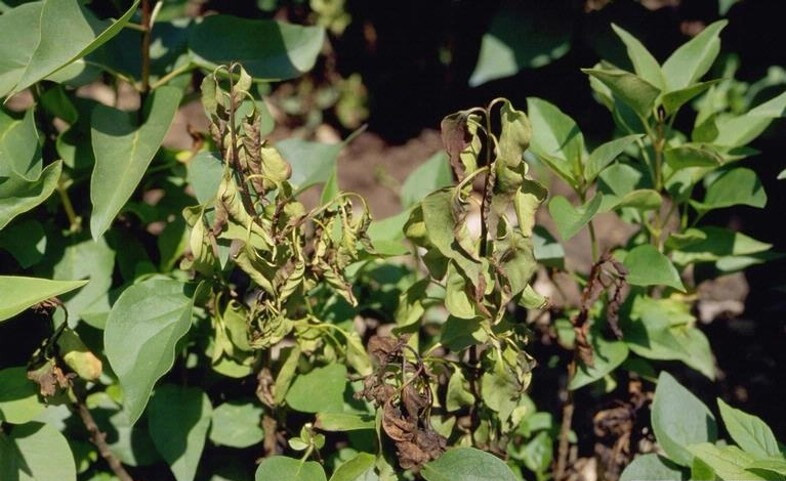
<box><xmin>1</xmin><ymin>1</ymin><xmax>784</xmax><ymax>480</ymax></box>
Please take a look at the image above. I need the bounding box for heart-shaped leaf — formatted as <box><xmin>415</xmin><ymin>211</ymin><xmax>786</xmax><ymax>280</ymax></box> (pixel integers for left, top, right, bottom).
<box><xmin>255</xmin><ymin>456</ymin><xmax>327</xmax><ymax>481</ymax></box>
<box><xmin>421</xmin><ymin>447</ymin><xmax>518</xmax><ymax>481</ymax></box>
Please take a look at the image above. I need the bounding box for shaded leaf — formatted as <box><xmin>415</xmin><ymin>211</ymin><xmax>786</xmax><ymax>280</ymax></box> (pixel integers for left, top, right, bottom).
<box><xmin>315</xmin><ymin>412</ymin><xmax>375</xmax><ymax>432</ymax></box>
<box><xmin>400</xmin><ymin>151</ymin><xmax>453</xmax><ymax>208</ymax></box>
<box><xmin>611</xmin><ymin>23</ymin><xmax>664</xmax><ymax>89</ymax></box>
<box><xmin>329</xmin><ymin>452</ymin><xmax>376</xmax><ymax>481</ymax></box>
<box><xmin>691</xmin><ymin>167</ymin><xmax>767</xmax><ymax>213</ymax></box>
<box><xmin>526</xmin><ymin>97</ymin><xmax>584</xmax><ymax>187</ymax></box>
<box><xmin>585</xmin><ymin>134</ymin><xmax>641</xmax><ymax>183</ymax></box>
<box><xmin>189</xmin><ymin>15</ymin><xmax>325</xmax><ymax>80</ymax></box>
<box><xmin>0</xmin><ymin>160</ymin><xmax>62</xmax><ymax>230</ymax></box>
<box><xmin>0</xmin><ymin>366</ymin><xmax>44</xmax><ymax>423</ymax></box>
<box><xmin>583</xmin><ymin>67</ymin><xmax>660</xmax><ymax>118</ymax></box>
<box><xmin>285</xmin><ymin>364</ymin><xmax>347</xmax><ymax>413</ymax></box>
<box><xmin>0</xmin><ymin>422</ymin><xmax>76</xmax><ymax>481</ymax></box>
<box><xmin>209</xmin><ymin>400</ymin><xmax>264</xmax><ymax>448</ymax></box>
<box><xmin>620</xmin><ymin>454</ymin><xmax>687</xmax><ymax>481</ymax></box>
<box><xmin>276</xmin><ymin>139</ymin><xmax>341</xmax><ymax>191</ymax></box>
<box><xmin>687</xmin><ymin>443</ymin><xmax>769</xmax><ymax>481</ymax></box>
<box><xmin>569</xmin><ymin>335</ymin><xmax>629</xmax><ymax>390</ymax></box>
<box><xmin>149</xmin><ymin>385</ymin><xmax>212</xmax><ymax>481</ymax></box>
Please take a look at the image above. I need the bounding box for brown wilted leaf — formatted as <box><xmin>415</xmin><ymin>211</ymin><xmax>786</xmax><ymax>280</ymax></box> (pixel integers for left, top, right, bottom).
<box><xmin>27</xmin><ymin>359</ymin><xmax>73</xmax><ymax>398</ymax></box>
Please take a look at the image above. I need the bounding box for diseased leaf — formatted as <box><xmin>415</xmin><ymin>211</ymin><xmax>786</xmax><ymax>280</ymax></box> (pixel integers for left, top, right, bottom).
<box><xmin>623</xmin><ymin>245</ymin><xmax>685</xmax><ymax>291</ymax></box>
<box><xmin>90</xmin><ymin>86</ymin><xmax>182</xmax><ymax>239</ymax></box>
<box><xmin>189</xmin><ymin>15</ymin><xmax>325</xmax><ymax>80</ymax></box>
<box><xmin>0</xmin><ymin>0</ymin><xmax>139</xmax><ymax>97</ymax></box>
<box><xmin>717</xmin><ymin>399</ymin><xmax>780</xmax><ymax>458</ymax></box>
<box><xmin>104</xmin><ymin>279</ymin><xmax>195</xmax><ymax>425</ymax></box>
<box><xmin>662</xmin><ymin>20</ymin><xmax>727</xmax><ymax>92</ymax></box>
<box><xmin>0</xmin><ymin>276</ymin><xmax>87</xmax><ymax>323</ymax></box>
<box><xmin>148</xmin><ymin>385</ymin><xmax>212</xmax><ymax>481</ymax></box>
<box><xmin>421</xmin><ymin>447</ymin><xmax>518</xmax><ymax>481</ymax></box>
<box><xmin>651</xmin><ymin>372</ymin><xmax>717</xmax><ymax>467</ymax></box>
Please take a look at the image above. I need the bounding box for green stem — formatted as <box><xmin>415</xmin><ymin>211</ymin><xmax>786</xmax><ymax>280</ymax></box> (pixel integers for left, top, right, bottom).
<box><xmin>57</xmin><ymin>182</ymin><xmax>81</xmax><ymax>233</ymax></box>
<box><xmin>149</xmin><ymin>63</ymin><xmax>194</xmax><ymax>90</ymax></box>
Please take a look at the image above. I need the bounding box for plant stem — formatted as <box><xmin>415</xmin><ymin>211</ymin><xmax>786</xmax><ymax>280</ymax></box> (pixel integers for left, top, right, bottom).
<box><xmin>150</xmin><ymin>62</ymin><xmax>194</xmax><ymax>90</ymax></box>
<box><xmin>57</xmin><ymin>182</ymin><xmax>81</xmax><ymax>233</ymax></box>
<box><xmin>587</xmin><ymin>219</ymin><xmax>599</xmax><ymax>262</ymax></box>
<box><xmin>73</xmin><ymin>394</ymin><xmax>135</xmax><ymax>481</ymax></box>
<box><xmin>555</xmin><ymin>361</ymin><xmax>576</xmax><ymax>481</ymax></box>
<box><xmin>140</xmin><ymin>0</ymin><xmax>152</xmax><ymax>100</ymax></box>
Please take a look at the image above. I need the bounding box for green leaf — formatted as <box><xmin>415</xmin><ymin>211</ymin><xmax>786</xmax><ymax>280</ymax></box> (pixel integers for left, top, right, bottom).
<box><xmin>0</xmin><ymin>422</ymin><xmax>76</xmax><ymax>481</ymax></box>
<box><xmin>748</xmin><ymin>458</ymin><xmax>786</xmax><ymax>477</ymax></box>
<box><xmin>715</xmin><ymin>91</ymin><xmax>786</xmax><ymax>147</ymax></box>
<box><xmin>0</xmin><ymin>219</ymin><xmax>46</xmax><ymax>268</ymax></box>
<box><xmin>209</xmin><ymin>400</ymin><xmax>264</xmax><ymax>448</ymax></box>
<box><xmin>624</xmin><ymin>295</ymin><xmax>715</xmax><ymax>379</ymax></box>
<box><xmin>0</xmin><ymin>108</ymin><xmax>40</xmax><ymax>180</ymax></box>
<box><xmin>315</xmin><ymin>412</ymin><xmax>375</xmax><ymax>432</ymax></box>
<box><xmin>662</xmin><ymin>20</ymin><xmax>727</xmax><ymax>91</ymax></box>
<box><xmin>691</xmin><ymin>167</ymin><xmax>767</xmax><ymax>213</ymax></box>
<box><xmin>329</xmin><ymin>452</ymin><xmax>376</xmax><ymax>481</ymax></box>
<box><xmin>0</xmin><ymin>367</ymin><xmax>44</xmax><ymax>423</ymax></box>
<box><xmin>584</xmin><ymin>134</ymin><xmax>641</xmax><ymax>183</ymax></box>
<box><xmin>662</xmin><ymin>80</ymin><xmax>719</xmax><ymax>115</ymax></box>
<box><xmin>0</xmin><ymin>0</ymin><xmax>139</xmax><ymax>97</ymax></box>
<box><xmin>52</xmin><ymin>237</ymin><xmax>115</xmax><ymax>325</ymax></box>
<box><xmin>441</xmin><ymin>316</ymin><xmax>487</xmax><ymax>352</ymax></box>
<box><xmin>255</xmin><ymin>456</ymin><xmax>327</xmax><ymax>481</ymax></box>
<box><xmin>276</xmin><ymin>139</ymin><xmax>342</xmax><ymax>192</ymax></box>
<box><xmin>651</xmin><ymin>371</ymin><xmax>717</xmax><ymax>467</ymax></box>
<box><xmin>526</xmin><ymin>97</ymin><xmax>584</xmax><ymax>187</ymax></box>
<box><xmin>717</xmin><ymin>399</ymin><xmax>780</xmax><ymax>458</ymax></box>
<box><xmin>446</xmin><ymin>369</ymin><xmax>475</xmax><ymax>412</ymax></box>
<box><xmin>623</xmin><ymin>245</ymin><xmax>685</xmax><ymax>291</ymax></box>
<box><xmin>583</xmin><ymin>67</ymin><xmax>661</xmax><ymax>118</ymax></box>
<box><xmin>670</xmin><ymin>226</ymin><xmax>772</xmax><ymax>266</ymax></box>
<box><xmin>0</xmin><ymin>276</ymin><xmax>87</xmax><ymax>323</ymax></box>
<box><xmin>90</xmin><ymin>86</ymin><xmax>182</xmax><ymax>239</ymax></box>
<box><xmin>664</xmin><ymin>144</ymin><xmax>723</xmax><ymax>170</ymax></box>
<box><xmin>285</xmin><ymin>364</ymin><xmax>347</xmax><ymax>413</ymax></box>
<box><xmin>421</xmin><ymin>447</ymin><xmax>518</xmax><ymax>481</ymax></box>
<box><xmin>400</xmin><ymin>151</ymin><xmax>453</xmax><ymax>208</ymax></box>
<box><xmin>569</xmin><ymin>335</ymin><xmax>629</xmax><ymax>390</ymax></box>
<box><xmin>188</xmin><ymin>151</ymin><xmax>224</xmax><ymax>204</ymax></box>
<box><xmin>547</xmin><ymin>194</ymin><xmax>602</xmax><ymax>241</ymax></box>
<box><xmin>104</xmin><ymin>279</ymin><xmax>195</xmax><ymax>425</ymax></box>
<box><xmin>687</xmin><ymin>443</ymin><xmax>770</xmax><ymax>480</ymax></box>
<box><xmin>189</xmin><ymin>15</ymin><xmax>325</xmax><ymax>80</ymax></box>
<box><xmin>620</xmin><ymin>454</ymin><xmax>687</xmax><ymax>481</ymax></box>
<box><xmin>0</xmin><ymin>160</ymin><xmax>62</xmax><ymax>230</ymax></box>
<box><xmin>148</xmin><ymin>385</ymin><xmax>212</xmax><ymax>481</ymax></box>
<box><xmin>611</xmin><ymin>23</ymin><xmax>664</xmax><ymax>90</ymax></box>
<box><xmin>469</xmin><ymin>3</ymin><xmax>571</xmax><ymax>86</ymax></box>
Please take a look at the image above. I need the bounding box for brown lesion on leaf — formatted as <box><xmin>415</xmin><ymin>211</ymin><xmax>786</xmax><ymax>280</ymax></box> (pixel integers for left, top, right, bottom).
<box><xmin>357</xmin><ymin>335</ymin><xmax>446</xmax><ymax>471</ymax></box>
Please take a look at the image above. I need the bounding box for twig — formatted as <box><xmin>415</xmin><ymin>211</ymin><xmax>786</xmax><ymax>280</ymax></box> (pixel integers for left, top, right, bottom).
<box><xmin>555</xmin><ymin>361</ymin><xmax>576</xmax><ymax>481</ymax></box>
<box><xmin>73</xmin><ymin>393</ymin><xmax>135</xmax><ymax>481</ymax></box>
<box><xmin>140</xmin><ymin>0</ymin><xmax>153</xmax><ymax>104</ymax></box>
